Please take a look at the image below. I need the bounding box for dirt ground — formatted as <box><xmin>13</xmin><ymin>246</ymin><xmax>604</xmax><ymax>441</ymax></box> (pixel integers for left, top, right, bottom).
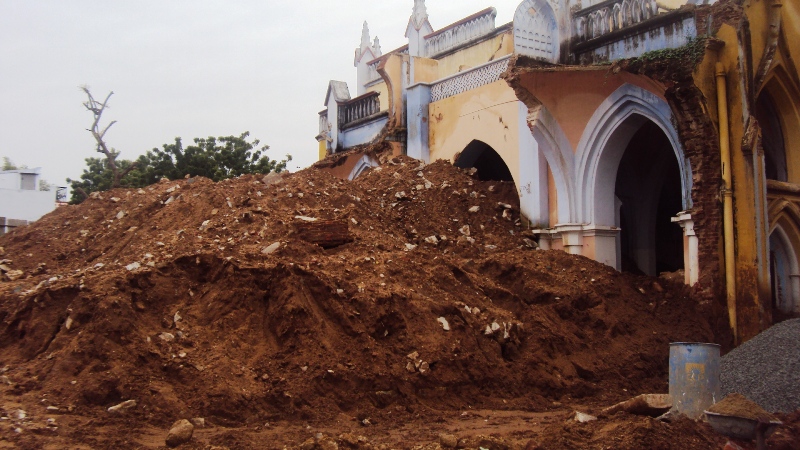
<box><xmin>0</xmin><ymin>154</ymin><xmax>797</xmax><ymax>449</ymax></box>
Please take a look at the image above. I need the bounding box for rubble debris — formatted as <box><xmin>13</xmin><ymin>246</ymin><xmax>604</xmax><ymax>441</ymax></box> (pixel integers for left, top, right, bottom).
<box><xmin>165</xmin><ymin>419</ymin><xmax>194</xmax><ymax>447</ymax></box>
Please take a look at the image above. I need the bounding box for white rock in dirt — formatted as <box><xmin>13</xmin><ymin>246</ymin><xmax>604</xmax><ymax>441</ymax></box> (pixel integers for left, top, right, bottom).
<box><xmin>5</xmin><ymin>270</ymin><xmax>23</xmax><ymax>281</ymax></box>
<box><xmin>173</xmin><ymin>312</ymin><xmax>182</xmax><ymax>323</ymax></box>
<box><xmin>159</xmin><ymin>332</ymin><xmax>175</xmax><ymax>342</ymax></box>
<box><xmin>574</xmin><ymin>411</ymin><xmax>597</xmax><ymax>423</ymax></box>
<box><xmin>406</xmin><ymin>361</ymin><xmax>416</xmax><ymax>373</ymax></box>
<box><xmin>110</xmin><ymin>197</ymin><xmax>120</xmax><ymax>203</ymax></box>
<box><xmin>484</xmin><ymin>325</ymin><xmax>494</xmax><ymax>335</ymax></box>
<box><xmin>437</xmin><ymin>317</ymin><xmax>450</xmax><ymax>331</ymax></box>
<box><xmin>262</xmin><ymin>172</ymin><xmax>283</xmax><ymax>185</ymax></box>
<box><xmin>468</xmin><ymin>206</ymin><xmax>480</xmax><ymax>213</ymax></box>
<box><xmin>125</xmin><ymin>262</ymin><xmax>141</xmax><ymax>271</ymax></box>
<box><xmin>190</xmin><ymin>417</ymin><xmax>205</xmax><ymax>428</ymax></box>
<box><xmin>404</xmin><ymin>243</ymin><xmax>417</xmax><ymax>251</ymax></box>
<box><xmin>262</xmin><ymin>242</ymin><xmax>281</xmax><ymax>255</ymax></box>
<box><xmin>199</xmin><ymin>220</ymin><xmax>211</xmax><ymax>231</ymax></box>
<box><xmin>10</xmin><ymin>409</ymin><xmax>26</xmax><ymax>420</ymax></box>
<box><xmin>418</xmin><ymin>361</ymin><xmax>430</xmax><ymax>374</ymax></box>
<box><xmin>491</xmin><ymin>322</ymin><xmax>501</xmax><ymax>331</ymax></box>
<box><xmin>116</xmin><ymin>210</ymin><xmax>125</xmax><ymax>220</ymax></box>
<box><xmin>107</xmin><ymin>399</ymin><xmax>136</xmax><ymax>413</ymax></box>
<box><xmin>459</xmin><ymin>225</ymin><xmax>470</xmax><ymax>236</ymax></box>
<box><xmin>294</xmin><ymin>215</ymin><xmax>318</xmax><ymax>222</ymax></box>
<box><xmin>64</xmin><ymin>317</ymin><xmax>73</xmax><ymax>330</ymax></box>
<box><xmin>165</xmin><ymin>419</ymin><xmax>194</xmax><ymax>447</ymax></box>
<box><xmin>424</xmin><ymin>236</ymin><xmax>439</xmax><ymax>245</ymax></box>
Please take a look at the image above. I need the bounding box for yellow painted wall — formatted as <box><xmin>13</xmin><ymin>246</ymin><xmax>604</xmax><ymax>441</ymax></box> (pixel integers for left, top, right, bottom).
<box><xmin>412</xmin><ymin>57</ymin><xmax>440</xmax><ymax>83</ymax></box>
<box><xmin>318</xmin><ymin>140</ymin><xmax>327</xmax><ymax>161</ymax></box>
<box><xmin>377</xmin><ymin>53</ymin><xmax>407</xmax><ymax>129</ymax></box>
<box><xmin>428</xmin><ymin>80</ymin><xmax>522</xmax><ymax>187</ymax></box>
<box><xmin>434</xmin><ymin>32</ymin><xmax>513</xmax><ymax>79</ymax></box>
<box><xmin>365</xmin><ymin>80</ymin><xmax>390</xmax><ymax>113</ymax></box>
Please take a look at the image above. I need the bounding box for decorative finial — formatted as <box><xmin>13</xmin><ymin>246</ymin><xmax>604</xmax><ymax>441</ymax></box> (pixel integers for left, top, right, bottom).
<box><xmin>411</xmin><ymin>0</ymin><xmax>429</xmax><ymax>30</ymax></box>
<box><xmin>372</xmin><ymin>36</ymin><xmax>382</xmax><ymax>56</ymax></box>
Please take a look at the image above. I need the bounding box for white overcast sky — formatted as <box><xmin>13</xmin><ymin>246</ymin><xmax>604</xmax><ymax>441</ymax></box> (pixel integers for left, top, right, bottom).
<box><xmin>1</xmin><ymin>1</ymin><xmax>522</xmax><ymax>188</ymax></box>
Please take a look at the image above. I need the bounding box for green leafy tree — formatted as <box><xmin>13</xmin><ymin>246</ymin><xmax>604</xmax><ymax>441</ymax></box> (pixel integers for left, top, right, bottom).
<box><xmin>137</xmin><ymin>132</ymin><xmax>291</xmax><ymax>184</ymax></box>
<box><xmin>66</xmin><ymin>132</ymin><xmax>290</xmax><ymax>203</ymax></box>
<box><xmin>66</xmin><ymin>153</ymin><xmax>141</xmax><ymax>203</ymax></box>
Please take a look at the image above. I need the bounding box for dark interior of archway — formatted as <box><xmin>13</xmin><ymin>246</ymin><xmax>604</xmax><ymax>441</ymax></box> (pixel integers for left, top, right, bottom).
<box><xmin>454</xmin><ymin>140</ymin><xmax>514</xmax><ymax>182</ymax></box>
<box><xmin>755</xmin><ymin>92</ymin><xmax>787</xmax><ymax>181</ymax></box>
<box><xmin>615</xmin><ymin>121</ymin><xmax>684</xmax><ymax>276</ymax></box>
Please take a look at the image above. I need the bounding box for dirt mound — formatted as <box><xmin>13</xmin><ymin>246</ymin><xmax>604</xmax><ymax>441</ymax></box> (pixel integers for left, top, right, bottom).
<box><xmin>0</xmin><ymin>156</ymin><xmax>764</xmax><ymax>448</ymax></box>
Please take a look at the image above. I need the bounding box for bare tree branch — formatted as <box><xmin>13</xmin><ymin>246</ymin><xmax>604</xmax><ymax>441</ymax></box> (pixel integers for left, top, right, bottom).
<box><xmin>80</xmin><ymin>86</ymin><xmax>136</xmax><ymax>188</ymax></box>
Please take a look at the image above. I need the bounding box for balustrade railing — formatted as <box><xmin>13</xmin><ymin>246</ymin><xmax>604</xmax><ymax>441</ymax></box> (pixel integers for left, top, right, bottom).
<box><xmin>424</xmin><ymin>8</ymin><xmax>496</xmax><ymax>57</ymax></box>
<box><xmin>573</xmin><ymin>0</ymin><xmax>659</xmax><ymax>42</ymax></box>
<box><xmin>338</xmin><ymin>91</ymin><xmax>381</xmax><ymax>128</ymax></box>
<box><xmin>430</xmin><ymin>56</ymin><xmax>510</xmax><ymax>102</ymax></box>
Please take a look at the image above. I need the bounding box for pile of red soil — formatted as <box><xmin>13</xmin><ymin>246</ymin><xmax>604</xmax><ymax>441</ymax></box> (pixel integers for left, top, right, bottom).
<box><xmin>0</xmin><ymin>156</ymin><xmax>787</xmax><ymax>448</ymax></box>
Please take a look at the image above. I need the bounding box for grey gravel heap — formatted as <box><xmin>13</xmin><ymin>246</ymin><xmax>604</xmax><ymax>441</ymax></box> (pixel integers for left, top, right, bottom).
<box><xmin>720</xmin><ymin>318</ymin><xmax>800</xmax><ymax>413</ymax></box>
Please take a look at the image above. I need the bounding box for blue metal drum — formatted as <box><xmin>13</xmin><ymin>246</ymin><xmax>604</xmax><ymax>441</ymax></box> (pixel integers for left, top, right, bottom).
<box><xmin>669</xmin><ymin>342</ymin><xmax>721</xmax><ymax>419</ymax></box>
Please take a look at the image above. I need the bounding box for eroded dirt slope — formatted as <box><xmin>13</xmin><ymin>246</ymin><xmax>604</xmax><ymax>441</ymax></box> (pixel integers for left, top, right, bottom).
<box><xmin>0</xmin><ymin>156</ymin><xmax>776</xmax><ymax>449</ymax></box>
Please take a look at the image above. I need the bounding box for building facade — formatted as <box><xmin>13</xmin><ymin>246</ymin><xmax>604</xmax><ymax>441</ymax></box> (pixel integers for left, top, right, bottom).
<box><xmin>316</xmin><ymin>0</ymin><xmax>800</xmax><ymax>343</ymax></box>
<box><xmin>0</xmin><ymin>168</ymin><xmax>57</xmax><ymax>235</ymax></box>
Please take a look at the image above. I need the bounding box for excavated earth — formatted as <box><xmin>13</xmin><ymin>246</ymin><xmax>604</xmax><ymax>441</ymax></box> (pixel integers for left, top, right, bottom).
<box><xmin>0</xmin><ymin>155</ymin><xmax>797</xmax><ymax>449</ymax></box>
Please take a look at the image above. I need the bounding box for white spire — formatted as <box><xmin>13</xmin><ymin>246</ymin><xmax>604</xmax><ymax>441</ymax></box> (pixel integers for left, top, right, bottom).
<box><xmin>360</xmin><ymin>21</ymin><xmax>371</xmax><ymax>50</ymax></box>
<box><xmin>411</xmin><ymin>0</ymin><xmax>429</xmax><ymax>31</ymax></box>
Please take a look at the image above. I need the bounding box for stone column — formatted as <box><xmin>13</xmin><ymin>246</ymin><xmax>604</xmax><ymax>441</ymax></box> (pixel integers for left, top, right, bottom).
<box><xmin>555</xmin><ymin>223</ymin><xmax>585</xmax><ymax>255</ymax></box>
<box><xmin>672</xmin><ymin>212</ymin><xmax>699</xmax><ymax>286</ymax></box>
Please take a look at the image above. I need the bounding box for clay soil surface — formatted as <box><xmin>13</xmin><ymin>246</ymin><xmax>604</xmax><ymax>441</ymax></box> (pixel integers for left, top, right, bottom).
<box><xmin>0</xmin><ymin>155</ymin><xmax>797</xmax><ymax>449</ymax></box>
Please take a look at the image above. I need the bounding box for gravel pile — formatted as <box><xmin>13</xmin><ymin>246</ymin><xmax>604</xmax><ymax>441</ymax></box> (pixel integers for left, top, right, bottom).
<box><xmin>720</xmin><ymin>318</ymin><xmax>800</xmax><ymax>413</ymax></box>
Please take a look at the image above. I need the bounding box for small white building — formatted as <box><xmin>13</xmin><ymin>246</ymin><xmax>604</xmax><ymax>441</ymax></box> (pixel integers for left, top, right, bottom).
<box><xmin>0</xmin><ymin>168</ymin><xmax>56</xmax><ymax>234</ymax></box>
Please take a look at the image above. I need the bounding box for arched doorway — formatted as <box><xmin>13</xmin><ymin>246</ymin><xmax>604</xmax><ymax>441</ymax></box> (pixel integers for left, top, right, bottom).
<box><xmin>615</xmin><ymin>121</ymin><xmax>684</xmax><ymax>275</ymax></box>
<box><xmin>768</xmin><ymin>224</ymin><xmax>799</xmax><ymax>314</ymax></box>
<box><xmin>454</xmin><ymin>140</ymin><xmax>514</xmax><ymax>182</ymax></box>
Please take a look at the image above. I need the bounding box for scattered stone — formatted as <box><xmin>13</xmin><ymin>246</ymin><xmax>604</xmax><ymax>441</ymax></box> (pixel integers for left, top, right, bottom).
<box><xmin>404</xmin><ymin>243</ymin><xmax>417</xmax><ymax>251</ymax></box>
<box><xmin>107</xmin><ymin>399</ymin><xmax>137</xmax><ymax>413</ymax></box>
<box><xmin>459</xmin><ymin>225</ymin><xmax>470</xmax><ymax>236</ymax></box>
<box><xmin>165</xmin><ymin>419</ymin><xmax>194</xmax><ymax>447</ymax></box>
<box><xmin>116</xmin><ymin>211</ymin><xmax>125</xmax><ymax>220</ymax></box>
<box><xmin>262</xmin><ymin>172</ymin><xmax>283</xmax><ymax>186</ymax></box>
<box><xmin>424</xmin><ymin>236</ymin><xmax>439</xmax><ymax>245</ymax></box>
<box><xmin>522</xmin><ymin>238</ymin><xmax>538</xmax><ymax>249</ymax></box>
<box><xmin>295</xmin><ymin>215</ymin><xmax>318</xmax><ymax>222</ymax></box>
<box><xmin>439</xmin><ymin>433</ymin><xmax>458</xmax><ymax>448</ymax></box>
<box><xmin>190</xmin><ymin>417</ymin><xmax>205</xmax><ymax>428</ymax></box>
<box><xmin>468</xmin><ymin>206</ymin><xmax>480</xmax><ymax>213</ymax></box>
<box><xmin>159</xmin><ymin>332</ymin><xmax>175</xmax><ymax>342</ymax></box>
<box><xmin>199</xmin><ymin>220</ymin><xmax>211</xmax><ymax>231</ymax></box>
<box><xmin>10</xmin><ymin>409</ymin><xmax>26</xmax><ymax>420</ymax></box>
<box><xmin>64</xmin><ymin>317</ymin><xmax>73</xmax><ymax>330</ymax></box>
<box><xmin>4</xmin><ymin>270</ymin><xmax>24</xmax><ymax>281</ymax></box>
<box><xmin>437</xmin><ymin>317</ymin><xmax>450</xmax><ymax>331</ymax></box>
<box><xmin>125</xmin><ymin>262</ymin><xmax>141</xmax><ymax>271</ymax></box>
<box><xmin>574</xmin><ymin>411</ymin><xmax>597</xmax><ymax>423</ymax></box>
<box><xmin>262</xmin><ymin>242</ymin><xmax>281</xmax><ymax>255</ymax></box>
<box><xmin>110</xmin><ymin>197</ymin><xmax>120</xmax><ymax>203</ymax></box>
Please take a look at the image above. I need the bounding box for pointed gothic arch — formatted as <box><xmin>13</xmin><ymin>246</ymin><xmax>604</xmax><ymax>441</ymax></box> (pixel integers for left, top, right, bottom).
<box><xmin>768</xmin><ymin>201</ymin><xmax>800</xmax><ymax>314</ymax></box>
<box><xmin>760</xmin><ymin>65</ymin><xmax>800</xmax><ymax>183</ymax></box>
<box><xmin>575</xmin><ymin>84</ymin><xmax>691</xmax><ymax>274</ymax></box>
